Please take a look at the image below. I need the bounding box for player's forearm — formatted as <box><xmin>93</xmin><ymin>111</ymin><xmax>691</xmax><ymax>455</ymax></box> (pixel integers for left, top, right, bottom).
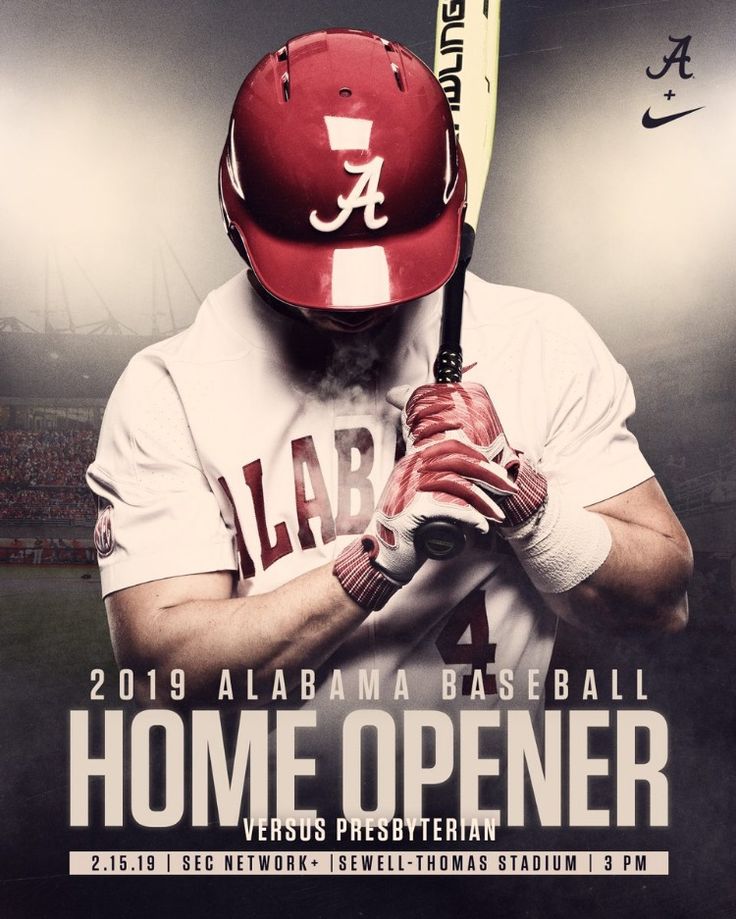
<box><xmin>107</xmin><ymin>565</ymin><xmax>366</xmax><ymax>702</ymax></box>
<box><xmin>542</xmin><ymin>513</ymin><xmax>692</xmax><ymax>634</ymax></box>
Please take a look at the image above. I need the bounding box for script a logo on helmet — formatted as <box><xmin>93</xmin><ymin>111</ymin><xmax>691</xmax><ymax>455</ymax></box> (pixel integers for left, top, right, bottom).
<box><xmin>309</xmin><ymin>156</ymin><xmax>388</xmax><ymax>232</ymax></box>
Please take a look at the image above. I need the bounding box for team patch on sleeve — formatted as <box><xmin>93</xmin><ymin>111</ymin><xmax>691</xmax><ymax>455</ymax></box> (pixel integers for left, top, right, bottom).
<box><xmin>93</xmin><ymin>502</ymin><xmax>115</xmax><ymax>558</ymax></box>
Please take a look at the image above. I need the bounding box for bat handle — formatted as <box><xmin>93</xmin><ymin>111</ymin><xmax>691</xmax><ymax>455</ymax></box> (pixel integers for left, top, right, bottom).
<box><xmin>414</xmin><ymin>224</ymin><xmax>476</xmax><ymax>561</ymax></box>
<box><xmin>433</xmin><ymin>223</ymin><xmax>475</xmax><ymax>383</ymax></box>
<box><xmin>414</xmin><ymin>518</ymin><xmax>467</xmax><ymax>561</ymax></box>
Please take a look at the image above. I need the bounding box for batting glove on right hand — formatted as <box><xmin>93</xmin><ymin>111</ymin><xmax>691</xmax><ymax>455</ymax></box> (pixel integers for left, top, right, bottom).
<box><xmin>333</xmin><ymin>437</ymin><xmax>516</xmax><ymax>610</ymax></box>
<box><xmin>395</xmin><ymin>382</ymin><xmax>548</xmax><ymax>526</ymax></box>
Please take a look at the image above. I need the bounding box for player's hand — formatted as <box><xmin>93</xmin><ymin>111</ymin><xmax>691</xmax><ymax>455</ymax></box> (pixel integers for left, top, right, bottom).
<box><xmin>392</xmin><ymin>382</ymin><xmax>548</xmax><ymax>527</ymax></box>
<box><xmin>397</xmin><ymin>381</ymin><xmax>517</xmax><ymax>464</ymax></box>
<box><xmin>333</xmin><ymin>436</ymin><xmax>516</xmax><ymax>610</ymax></box>
<box><xmin>365</xmin><ymin>437</ymin><xmax>517</xmax><ymax>583</ymax></box>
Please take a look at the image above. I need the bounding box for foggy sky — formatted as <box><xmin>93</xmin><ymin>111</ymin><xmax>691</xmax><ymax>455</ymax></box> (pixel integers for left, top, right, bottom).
<box><xmin>1</xmin><ymin>0</ymin><xmax>735</xmax><ymax>370</ymax></box>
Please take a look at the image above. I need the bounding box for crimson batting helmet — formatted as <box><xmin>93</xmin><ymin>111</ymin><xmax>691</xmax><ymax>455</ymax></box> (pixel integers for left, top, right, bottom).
<box><xmin>219</xmin><ymin>28</ymin><xmax>467</xmax><ymax>311</ymax></box>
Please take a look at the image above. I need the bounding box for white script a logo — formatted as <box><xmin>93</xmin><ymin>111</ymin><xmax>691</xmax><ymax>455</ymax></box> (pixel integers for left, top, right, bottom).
<box><xmin>309</xmin><ymin>156</ymin><xmax>388</xmax><ymax>232</ymax></box>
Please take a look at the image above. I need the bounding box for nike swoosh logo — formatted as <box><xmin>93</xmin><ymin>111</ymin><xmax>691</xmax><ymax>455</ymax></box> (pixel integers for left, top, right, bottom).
<box><xmin>642</xmin><ymin>106</ymin><xmax>704</xmax><ymax>128</ymax></box>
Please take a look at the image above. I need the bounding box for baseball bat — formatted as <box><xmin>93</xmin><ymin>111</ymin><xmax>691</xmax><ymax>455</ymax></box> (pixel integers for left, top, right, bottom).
<box><xmin>414</xmin><ymin>0</ymin><xmax>502</xmax><ymax>561</ymax></box>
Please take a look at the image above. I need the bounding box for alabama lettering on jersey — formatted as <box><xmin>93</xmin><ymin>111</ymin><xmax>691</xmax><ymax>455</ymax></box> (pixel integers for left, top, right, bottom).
<box><xmin>87</xmin><ymin>270</ymin><xmax>653</xmax><ymax>719</ymax></box>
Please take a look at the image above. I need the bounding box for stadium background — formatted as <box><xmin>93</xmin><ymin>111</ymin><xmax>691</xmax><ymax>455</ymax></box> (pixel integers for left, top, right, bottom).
<box><xmin>1</xmin><ymin>0</ymin><xmax>735</xmax><ymax>917</ymax></box>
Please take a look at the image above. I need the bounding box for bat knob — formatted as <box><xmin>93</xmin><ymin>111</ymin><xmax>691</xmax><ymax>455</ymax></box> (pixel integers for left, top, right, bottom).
<box><xmin>414</xmin><ymin>519</ymin><xmax>466</xmax><ymax>561</ymax></box>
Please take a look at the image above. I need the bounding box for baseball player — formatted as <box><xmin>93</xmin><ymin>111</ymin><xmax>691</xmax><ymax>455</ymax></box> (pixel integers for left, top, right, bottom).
<box><xmin>87</xmin><ymin>30</ymin><xmax>691</xmax><ymax>811</ymax></box>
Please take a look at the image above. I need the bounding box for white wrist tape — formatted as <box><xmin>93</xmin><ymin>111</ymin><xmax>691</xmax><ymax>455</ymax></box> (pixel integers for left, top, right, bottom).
<box><xmin>500</xmin><ymin>485</ymin><xmax>612</xmax><ymax>594</ymax></box>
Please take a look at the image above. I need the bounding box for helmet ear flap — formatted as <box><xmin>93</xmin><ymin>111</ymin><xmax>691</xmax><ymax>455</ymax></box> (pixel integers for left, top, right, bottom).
<box><xmin>218</xmin><ymin>148</ymin><xmax>251</xmax><ymax>266</ymax></box>
<box><xmin>226</xmin><ymin>223</ymin><xmax>250</xmax><ymax>265</ymax></box>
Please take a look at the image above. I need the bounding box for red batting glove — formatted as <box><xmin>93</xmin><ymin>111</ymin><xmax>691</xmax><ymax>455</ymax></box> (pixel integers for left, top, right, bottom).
<box><xmin>334</xmin><ymin>437</ymin><xmax>516</xmax><ymax>610</ymax></box>
<box><xmin>401</xmin><ymin>383</ymin><xmax>548</xmax><ymax>526</ymax></box>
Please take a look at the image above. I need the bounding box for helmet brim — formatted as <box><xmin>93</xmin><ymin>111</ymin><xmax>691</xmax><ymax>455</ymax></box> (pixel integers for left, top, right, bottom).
<box><xmin>224</xmin><ymin>156</ymin><xmax>466</xmax><ymax>311</ymax></box>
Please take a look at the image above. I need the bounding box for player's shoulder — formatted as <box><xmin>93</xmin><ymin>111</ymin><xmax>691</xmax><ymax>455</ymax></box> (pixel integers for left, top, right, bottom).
<box><xmin>465</xmin><ymin>272</ymin><xmax>590</xmax><ymax>335</ymax></box>
<box><xmin>99</xmin><ymin>274</ymin><xmax>241</xmax><ymax>421</ymax></box>
<box><xmin>463</xmin><ymin>272</ymin><xmax>613</xmax><ymax>367</ymax></box>
<box><xmin>111</xmin><ymin>271</ymin><xmax>257</xmax><ymax>389</ymax></box>
<box><xmin>148</xmin><ymin>270</ymin><xmax>259</xmax><ymax>363</ymax></box>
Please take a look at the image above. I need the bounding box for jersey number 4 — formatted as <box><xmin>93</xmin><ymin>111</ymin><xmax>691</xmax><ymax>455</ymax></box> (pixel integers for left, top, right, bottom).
<box><xmin>435</xmin><ymin>590</ymin><xmax>497</xmax><ymax>696</ymax></box>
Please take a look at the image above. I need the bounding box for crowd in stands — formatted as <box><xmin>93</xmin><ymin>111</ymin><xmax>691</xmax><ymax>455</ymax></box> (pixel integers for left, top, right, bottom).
<box><xmin>0</xmin><ymin>486</ymin><xmax>94</xmax><ymax>523</ymax></box>
<box><xmin>0</xmin><ymin>536</ymin><xmax>94</xmax><ymax>565</ymax></box>
<box><xmin>0</xmin><ymin>429</ymin><xmax>97</xmax><ymax>487</ymax></box>
<box><xmin>0</xmin><ymin>429</ymin><xmax>96</xmax><ymax>525</ymax></box>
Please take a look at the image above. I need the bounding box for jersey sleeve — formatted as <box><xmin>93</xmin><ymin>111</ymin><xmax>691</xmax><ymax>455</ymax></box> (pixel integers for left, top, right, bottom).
<box><xmin>86</xmin><ymin>354</ymin><xmax>237</xmax><ymax>597</ymax></box>
<box><xmin>539</xmin><ymin>300</ymin><xmax>654</xmax><ymax>508</ymax></box>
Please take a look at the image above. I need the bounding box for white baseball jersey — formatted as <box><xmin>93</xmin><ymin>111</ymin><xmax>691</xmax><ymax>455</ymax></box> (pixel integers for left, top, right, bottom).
<box><xmin>87</xmin><ymin>270</ymin><xmax>652</xmax><ymax>743</ymax></box>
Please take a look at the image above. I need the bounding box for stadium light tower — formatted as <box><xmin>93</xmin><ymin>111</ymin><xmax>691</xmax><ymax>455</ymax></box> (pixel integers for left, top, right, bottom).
<box><xmin>0</xmin><ymin>317</ymin><xmax>37</xmax><ymax>332</ymax></box>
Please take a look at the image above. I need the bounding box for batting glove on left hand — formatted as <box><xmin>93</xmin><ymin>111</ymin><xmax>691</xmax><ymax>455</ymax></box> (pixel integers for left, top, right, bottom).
<box><xmin>333</xmin><ymin>436</ymin><xmax>516</xmax><ymax>611</ymax></box>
